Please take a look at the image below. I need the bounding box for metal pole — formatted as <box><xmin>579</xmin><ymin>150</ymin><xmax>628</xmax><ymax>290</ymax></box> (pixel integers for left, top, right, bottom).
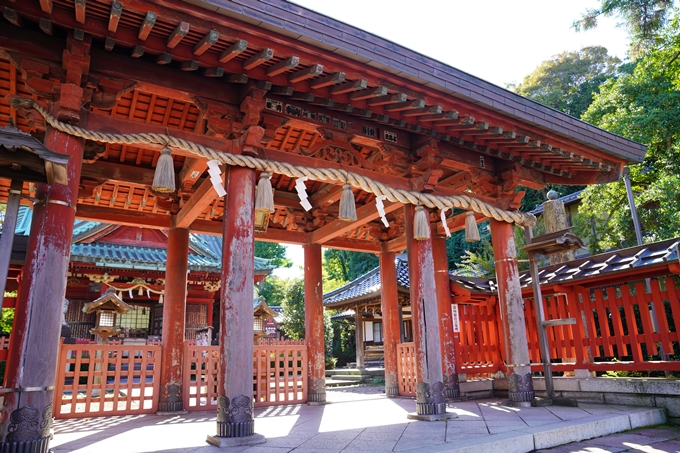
<box><xmin>524</xmin><ymin>226</ymin><xmax>554</xmax><ymax>400</ymax></box>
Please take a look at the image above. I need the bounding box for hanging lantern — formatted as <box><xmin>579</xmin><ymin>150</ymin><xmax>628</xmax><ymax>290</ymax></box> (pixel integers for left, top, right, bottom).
<box><xmin>413</xmin><ymin>205</ymin><xmax>431</xmax><ymax>240</ymax></box>
<box><xmin>151</xmin><ymin>147</ymin><xmax>176</xmax><ymax>193</ymax></box>
<box><xmin>465</xmin><ymin>211</ymin><xmax>481</xmax><ymax>242</ymax></box>
<box><xmin>338</xmin><ymin>184</ymin><xmax>357</xmax><ymax>222</ymax></box>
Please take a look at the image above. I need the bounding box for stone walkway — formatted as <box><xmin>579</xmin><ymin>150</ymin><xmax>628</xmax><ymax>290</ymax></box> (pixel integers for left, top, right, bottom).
<box><xmin>50</xmin><ymin>388</ymin><xmax>672</xmax><ymax>453</ymax></box>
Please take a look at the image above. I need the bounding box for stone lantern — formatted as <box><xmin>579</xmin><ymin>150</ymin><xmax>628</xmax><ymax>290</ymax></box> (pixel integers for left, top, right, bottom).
<box><xmin>83</xmin><ymin>287</ymin><xmax>133</xmax><ymax>344</ymax></box>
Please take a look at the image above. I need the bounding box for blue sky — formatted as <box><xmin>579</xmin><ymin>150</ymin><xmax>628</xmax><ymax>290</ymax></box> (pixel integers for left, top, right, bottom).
<box><xmin>274</xmin><ymin>0</ymin><xmax>630</xmax><ymax>279</ymax></box>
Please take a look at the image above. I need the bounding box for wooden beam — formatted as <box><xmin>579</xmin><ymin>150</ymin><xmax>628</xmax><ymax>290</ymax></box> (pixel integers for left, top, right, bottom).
<box><xmin>324</xmin><ymin>237</ymin><xmax>381</xmax><ymax>253</ymax></box>
<box><xmin>266</xmin><ymin>56</ymin><xmax>299</xmax><ymax>77</ymax></box>
<box><xmin>39</xmin><ymin>18</ymin><xmax>53</xmax><ymax>36</ymax></box>
<box><xmin>271</xmin><ymin>86</ymin><xmax>294</xmax><ymax>96</ymax></box>
<box><xmin>131</xmin><ymin>45</ymin><xmax>144</xmax><ymax>58</ymax></box>
<box><xmin>193</xmin><ymin>30</ymin><xmax>219</xmax><ymax>56</ymax></box>
<box><xmin>156</xmin><ymin>52</ymin><xmax>172</xmax><ymax>65</ymax></box>
<box><xmin>167</xmin><ymin>21</ymin><xmax>190</xmax><ymax>48</ymax></box>
<box><xmin>349</xmin><ymin>86</ymin><xmax>387</xmax><ymax>101</ymax></box>
<box><xmin>367</xmin><ymin>93</ymin><xmax>407</xmax><ymax>106</ymax></box>
<box><xmin>76</xmin><ymin>204</ymin><xmax>170</xmax><ymax>230</ymax></box>
<box><xmin>108</xmin><ymin>1</ymin><xmax>122</xmax><ymax>33</ymax></box>
<box><xmin>178</xmin><ymin>157</ymin><xmax>206</xmax><ymax>191</ymax></box>
<box><xmin>104</xmin><ymin>37</ymin><xmax>115</xmax><ymax>51</ymax></box>
<box><xmin>138</xmin><ymin>11</ymin><xmax>156</xmax><ymax>41</ymax></box>
<box><xmin>226</xmin><ymin>73</ymin><xmax>248</xmax><ymax>83</ymax></box>
<box><xmin>416</xmin><ymin>110</ymin><xmax>458</xmax><ymax>122</ymax></box>
<box><xmin>39</xmin><ymin>0</ymin><xmax>53</xmax><ymax>14</ymax></box>
<box><xmin>330</xmin><ymin>79</ymin><xmax>367</xmax><ymax>95</ymax></box>
<box><xmin>288</xmin><ymin>64</ymin><xmax>323</xmax><ymax>83</ymax></box>
<box><xmin>310</xmin><ymin>201</ymin><xmax>402</xmax><ymax>244</ymax></box>
<box><xmin>74</xmin><ymin>0</ymin><xmax>86</xmax><ymax>24</ymax></box>
<box><xmin>384</xmin><ymin>99</ymin><xmax>425</xmax><ymax>112</ymax></box>
<box><xmin>181</xmin><ymin>60</ymin><xmax>199</xmax><ymax>71</ymax></box>
<box><xmin>309</xmin><ymin>184</ymin><xmax>343</xmax><ymax>208</ymax></box>
<box><xmin>309</xmin><ymin>72</ymin><xmax>346</xmax><ymax>89</ymax></box>
<box><xmin>401</xmin><ymin>104</ymin><xmax>442</xmax><ymax>117</ymax></box>
<box><xmin>385</xmin><ymin>235</ymin><xmax>406</xmax><ymax>253</ymax></box>
<box><xmin>218</xmin><ymin>39</ymin><xmax>247</xmax><ymax>63</ymax></box>
<box><xmin>3</xmin><ymin>9</ymin><xmax>22</xmax><ymax>27</ymax></box>
<box><xmin>85</xmin><ymin>111</ymin><xmax>235</xmax><ymax>159</ymax></box>
<box><xmin>242</xmin><ymin>48</ymin><xmax>273</xmax><ymax>70</ymax></box>
<box><xmin>203</xmin><ymin>67</ymin><xmax>224</xmax><ymax>77</ymax></box>
<box><xmin>174</xmin><ymin>177</ymin><xmax>219</xmax><ymax>229</ymax></box>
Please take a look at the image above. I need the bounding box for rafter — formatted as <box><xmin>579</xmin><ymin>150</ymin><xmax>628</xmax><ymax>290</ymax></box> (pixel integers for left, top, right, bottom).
<box><xmin>174</xmin><ymin>177</ymin><xmax>220</xmax><ymax>229</ymax></box>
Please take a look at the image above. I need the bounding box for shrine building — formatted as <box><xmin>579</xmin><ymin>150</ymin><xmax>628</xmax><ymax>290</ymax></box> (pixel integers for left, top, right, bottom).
<box><xmin>0</xmin><ymin>0</ymin><xmax>646</xmax><ymax>451</ymax></box>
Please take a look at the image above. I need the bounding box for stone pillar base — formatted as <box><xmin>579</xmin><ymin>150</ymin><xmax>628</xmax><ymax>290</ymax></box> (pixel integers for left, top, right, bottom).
<box><xmin>0</xmin><ymin>435</ymin><xmax>51</xmax><ymax>453</ymax></box>
<box><xmin>206</xmin><ymin>433</ymin><xmax>265</xmax><ymax>448</ymax></box>
<box><xmin>445</xmin><ymin>387</ymin><xmax>460</xmax><ymax>398</ymax></box>
<box><xmin>157</xmin><ymin>401</ymin><xmax>183</xmax><ymax>413</ymax></box>
<box><xmin>416</xmin><ymin>401</ymin><xmax>447</xmax><ymax>415</ymax></box>
<box><xmin>385</xmin><ymin>385</ymin><xmax>400</xmax><ymax>398</ymax></box>
<box><xmin>407</xmin><ymin>411</ymin><xmax>457</xmax><ymax>421</ymax></box>
<box><xmin>307</xmin><ymin>391</ymin><xmax>326</xmax><ymax>403</ymax></box>
<box><xmin>215</xmin><ymin>419</ymin><xmax>254</xmax><ymax>438</ymax></box>
<box><xmin>508</xmin><ymin>372</ymin><xmax>535</xmax><ymax>403</ymax></box>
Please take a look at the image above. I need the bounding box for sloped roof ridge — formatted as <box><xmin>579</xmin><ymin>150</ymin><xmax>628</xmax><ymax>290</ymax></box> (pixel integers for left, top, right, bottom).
<box><xmin>323</xmin><ymin>265</ymin><xmax>380</xmax><ymax>300</ymax></box>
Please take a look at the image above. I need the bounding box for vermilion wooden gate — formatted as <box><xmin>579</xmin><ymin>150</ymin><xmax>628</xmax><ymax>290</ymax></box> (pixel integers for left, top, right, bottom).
<box><xmin>183</xmin><ymin>340</ymin><xmax>307</xmax><ymax>412</ymax></box>
<box><xmin>396</xmin><ymin>342</ymin><xmax>416</xmax><ymax>396</ymax></box>
<box><xmin>53</xmin><ymin>343</ymin><xmax>161</xmax><ymax>419</ymax></box>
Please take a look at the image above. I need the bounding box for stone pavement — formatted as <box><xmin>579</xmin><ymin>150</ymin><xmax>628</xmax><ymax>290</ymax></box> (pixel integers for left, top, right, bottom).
<box><xmin>50</xmin><ymin>387</ymin><xmax>671</xmax><ymax>453</ymax></box>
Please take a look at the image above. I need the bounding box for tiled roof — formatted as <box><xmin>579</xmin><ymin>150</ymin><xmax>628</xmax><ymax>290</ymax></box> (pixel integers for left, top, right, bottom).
<box><xmin>321</xmin><ymin>238</ymin><xmax>680</xmax><ymax>302</ymax></box>
<box><xmin>198</xmin><ymin>0</ymin><xmax>646</xmax><ymax>163</ymax></box>
<box><xmin>323</xmin><ymin>255</ymin><xmax>410</xmax><ymax>306</ymax></box>
<box><xmin>529</xmin><ymin>190</ymin><xmax>583</xmax><ymax>216</ymax></box>
<box><xmin>451</xmin><ymin>237</ymin><xmax>680</xmax><ymax>294</ymax></box>
<box><xmin>10</xmin><ymin>206</ymin><xmax>275</xmax><ymax>273</ymax></box>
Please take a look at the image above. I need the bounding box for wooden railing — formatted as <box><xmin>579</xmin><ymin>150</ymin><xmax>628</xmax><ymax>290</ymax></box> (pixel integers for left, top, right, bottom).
<box><xmin>455</xmin><ymin>303</ymin><xmax>503</xmax><ymax>377</ymax></box>
<box><xmin>0</xmin><ymin>336</ymin><xmax>10</xmax><ymax>361</ymax></box>
<box><xmin>53</xmin><ymin>343</ymin><xmax>161</xmax><ymax>419</ymax></box>
<box><xmin>183</xmin><ymin>341</ymin><xmax>308</xmax><ymax>412</ymax></box>
<box><xmin>396</xmin><ymin>342</ymin><xmax>416</xmax><ymax>397</ymax></box>
<box><xmin>526</xmin><ymin>277</ymin><xmax>680</xmax><ymax>373</ymax></box>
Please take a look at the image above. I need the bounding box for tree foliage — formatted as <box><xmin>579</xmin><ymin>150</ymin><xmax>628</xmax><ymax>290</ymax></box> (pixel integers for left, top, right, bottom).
<box><xmin>323</xmin><ymin>249</ymin><xmax>378</xmax><ymax>283</ymax></box>
<box><xmin>574</xmin><ymin>0</ymin><xmax>675</xmax><ymax>54</ymax></box>
<box><xmin>577</xmin><ymin>14</ymin><xmax>680</xmax><ymax>253</ymax></box>
<box><xmin>278</xmin><ymin>277</ymin><xmax>305</xmax><ymax>339</ymax></box>
<box><xmin>512</xmin><ymin>46</ymin><xmax>620</xmax><ymax>118</ymax></box>
<box><xmin>254</xmin><ymin>241</ymin><xmax>292</xmax><ymax>268</ymax></box>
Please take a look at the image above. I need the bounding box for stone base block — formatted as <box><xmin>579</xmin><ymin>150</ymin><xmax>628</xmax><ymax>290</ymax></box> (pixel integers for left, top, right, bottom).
<box><xmin>629</xmin><ymin>408</ymin><xmax>667</xmax><ymax>429</ymax></box>
<box><xmin>307</xmin><ymin>401</ymin><xmax>331</xmax><ymax>406</ymax></box>
<box><xmin>407</xmin><ymin>411</ymin><xmax>457</xmax><ymax>421</ymax></box>
<box><xmin>503</xmin><ymin>399</ymin><xmax>531</xmax><ymax>408</ymax></box>
<box><xmin>156</xmin><ymin>410</ymin><xmax>188</xmax><ymax>416</ymax></box>
<box><xmin>206</xmin><ymin>433</ymin><xmax>266</xmax><ymax>448</ymax></box>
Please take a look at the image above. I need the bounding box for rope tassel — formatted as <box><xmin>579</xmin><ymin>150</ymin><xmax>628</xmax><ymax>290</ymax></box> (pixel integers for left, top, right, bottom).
<box><xmin>151</xmin><ymin>147</ymin><xmax>175</xmax><ymax>193</ymax></box>
<box><xmin>465</xmin><ymin>211</ymin><xmax>481</xmax><ymax>242</ymax></box>
<box><xmin>255</xmin><ymin>172</ymin><xmax>275</xmax><ymax>214</ymax></box>
<box><xmin>339</xmin><ymin>184</ymin><xmax>357</xmax><ymax>222</ymax></box>
<box><xmin>413</xmin><ymin>206</ymin><xmax>431</xmax><ymax>240</ymax></box>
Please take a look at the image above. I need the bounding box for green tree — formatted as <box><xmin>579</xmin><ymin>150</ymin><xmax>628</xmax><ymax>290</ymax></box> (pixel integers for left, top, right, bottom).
<box><xmin>577</xmin><ymin>16</ymin><xmax>680</xmax><ymax>252</ymax></box>
<box><xmin>254</xmin><ymin>242</ymin><xmax>292</xmax><ymax>268</ymax></box>
<box><xmin>574</xmin><ymin>0</ymin><xmax>675</xmax><ymax>54</ymax></box>
<box><xmin>512</xmin><ymin>46</ymin><xmax>621</xmax><ymax>118</ymax></box>
<box><xmin>257</xmin><ymin>275</ymin><xmax>289</xmax><ymax>306</ymax></box>
<box><xmin>0</xmin><ymin>308</ymin><xmax>14</xmax><ymax>333</ymax></box>
<box><xmin>280</xmin><ymin>277</ymin><xmax>305</xmax><ymax>339</ymax></box>
<box><xmin>323</xmin><ymin>249</ymin><xmax>378</xmax><ymax>283</ymax></box>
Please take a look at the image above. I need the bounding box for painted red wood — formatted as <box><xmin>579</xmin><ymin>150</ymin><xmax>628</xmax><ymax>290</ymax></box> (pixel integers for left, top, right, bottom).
<box><xmin>396</xmin><ymin>342</ymin><xmax>416</xmax><ymax>397</ymax></box>
<box><xmin>380</xmin><ymin>250</ymin><xmax>401</xmax><ymax>397</ymax></box>
<box><xmin>53</xmin><ymin>343</ymin><xmax>161</xmax><ymax>419</ymax></box>
<box><xmin>304</xmin><ymin>243</ymin><xmax>326</xmax><ymax>402</ymax></box>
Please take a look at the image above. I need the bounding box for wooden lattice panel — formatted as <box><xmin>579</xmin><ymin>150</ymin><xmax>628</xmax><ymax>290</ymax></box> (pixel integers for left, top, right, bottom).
<box><xmin>396</xmin><ymin>342</ymin><xmax>416</xmax><ymax>397</ymax></box>
<box><xmin>253</xmin><ymin>344</ymin><xmax>307</xmax><ymax>406</ymax></box>
<box><xmin>54</xmin><ymin>343</ymin><xmax>161</xmax><ymax>419</ymax></box>
<box><xmin>183</xmin><ymin>343</ymin><xmax>220</xmax><ymax>412</ymax></box>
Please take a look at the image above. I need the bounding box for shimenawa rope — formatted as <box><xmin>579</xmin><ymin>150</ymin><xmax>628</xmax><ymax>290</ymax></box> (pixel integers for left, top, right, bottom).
<box><xmin>12</xmin><ymin>97</ymin><xmax>536</xmax><ymax>227</ymax></box>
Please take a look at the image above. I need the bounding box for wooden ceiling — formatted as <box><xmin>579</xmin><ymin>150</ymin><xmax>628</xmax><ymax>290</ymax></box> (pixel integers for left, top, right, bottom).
<box><xmin>0</xmin><ymin>0</ymin><xmax>635</xmax><ymax>252</ymax></box>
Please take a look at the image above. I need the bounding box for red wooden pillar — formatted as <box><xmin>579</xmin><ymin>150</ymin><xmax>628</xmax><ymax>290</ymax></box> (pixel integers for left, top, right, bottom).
<box><xmin>405</xmin><ymin>205</ymin><xmax>446</xmax><ymax>417</ymax></box>
<box><xmin>490</xmin><ymin>219</ymin><xmax>535</xmax><ymax>404</ymax></box>
<box><xmin>304</xmin><ymin>243</ymin><xmax>326</xmax><ymax>403</ymax></box>
<box><xmin>0</xmin><ymin>97</ymin><xmax>85</xmax><ymax>450</ymax></box>
<box><xmin>208</xmin><ymin>165</ymin><xmax>262</xmax><ymax>445</ymax></box>
<box><xmin>432</xmin><ymin>235</ymin><xmax>460</xmax><ymax>398</ymax></box>
<box><xmin>379</xmin><ymin>249</ymin><xmax>400</xmax><ymax>397</ymax></box>
<box><xmin>158</xmin><ymin>226</ymin><xmax>189</xmax><ymax>413</ymax></box>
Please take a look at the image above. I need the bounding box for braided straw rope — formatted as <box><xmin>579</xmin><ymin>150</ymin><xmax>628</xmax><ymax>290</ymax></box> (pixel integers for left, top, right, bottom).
<box><xmin>13</xmin><ymin>97</ymin><xmax>536</xmax><ymax>226</ymax></box>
